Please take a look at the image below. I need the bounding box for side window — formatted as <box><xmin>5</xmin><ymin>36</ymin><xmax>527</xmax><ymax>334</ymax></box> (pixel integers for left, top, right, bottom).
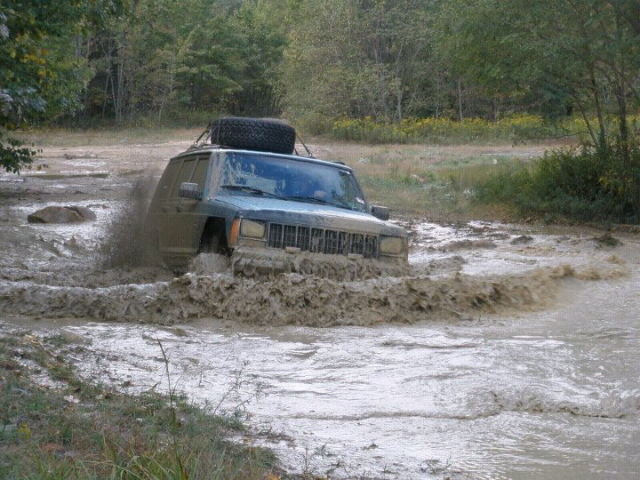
<box><xmin>191</xmin><ymin>157</ymin><xmax>209</xmax><ymax>190</ymax></box>
<box><xmin>170</xmin><ymin>157</ymin><xmax>197</xmax><ymax>198</ymax></box>
<box><xmin>154</xmin><ymin>159</ymin><xmax>182</xmax><ymax>201</ymax></box>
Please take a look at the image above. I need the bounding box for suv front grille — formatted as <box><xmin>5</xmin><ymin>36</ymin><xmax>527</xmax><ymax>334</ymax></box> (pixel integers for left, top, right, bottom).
<box><xmin>267</xmin><ymin>223</ymin><xmax>378</xmax><ymax>257</ymax></box>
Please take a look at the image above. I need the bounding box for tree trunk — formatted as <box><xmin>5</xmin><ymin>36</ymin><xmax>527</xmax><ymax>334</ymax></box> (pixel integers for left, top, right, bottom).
<box><xmin>457</xmin><ymin>79</ymin><xmax>464</xmax><ymax>121</ymax></box>
<box><xmin>589</xmin><ymin>67</ymin><xmax>607</xmax><ymax>150</ymax></box>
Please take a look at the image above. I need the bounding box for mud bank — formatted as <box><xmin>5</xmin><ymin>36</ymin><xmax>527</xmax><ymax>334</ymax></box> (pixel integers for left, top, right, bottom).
<box><xmin>0</xmin><ymin>260</ymin><xmax>627</xmax><ymax>326</ymax></box>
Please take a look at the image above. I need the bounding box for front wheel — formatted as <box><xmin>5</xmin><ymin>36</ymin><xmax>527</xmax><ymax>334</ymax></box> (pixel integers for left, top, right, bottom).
<box><xmin>199</xmin><ymin>233</ymin><xmax>220</xmax><ymax>254</ymax></box>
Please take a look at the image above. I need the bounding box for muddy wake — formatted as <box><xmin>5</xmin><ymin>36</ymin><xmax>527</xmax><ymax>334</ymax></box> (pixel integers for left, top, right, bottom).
<box><xmin>294</xmin><ymin>388</ymin><xmax>640</xmax><ymax>421</ymax></box>
<box><xmin>472</xmin><ymin>387</ymin><xmax>640</xmax><ymax>419</ymax></box>
<box><xmin>0</xmin><ymin>262</ymin><xmax>627</xmax><ymax>326</ymax></box>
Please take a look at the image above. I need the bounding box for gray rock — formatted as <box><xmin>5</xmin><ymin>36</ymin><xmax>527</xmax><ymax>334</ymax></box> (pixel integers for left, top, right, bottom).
<box><xmin>60</xmin><ymin>330</ymin><xmax>92</xmax><ymax>345</ymax></box>
<box><xmin>27</xmin><ymin>206</ymin><xmax>96</xmax><ymax>224</ymax></box>
<box><xmin>511</xmin><ymin>235</ymin><xmax>534</xmax><ymax>245</ymax></box>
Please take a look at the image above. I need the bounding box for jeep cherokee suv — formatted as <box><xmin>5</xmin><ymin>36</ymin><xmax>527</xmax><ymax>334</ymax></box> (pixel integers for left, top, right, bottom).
<box><xmin>145</xmin><ymin>118</ymin><xmax>409</xmax><ymax>276</ymax></box>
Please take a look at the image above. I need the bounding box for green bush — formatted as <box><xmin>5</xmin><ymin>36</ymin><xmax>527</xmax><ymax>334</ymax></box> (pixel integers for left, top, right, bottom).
<box><xmin>475</xmin><ymin>139</ymin><xmax>640</xmax><ymax>223</ymax></box>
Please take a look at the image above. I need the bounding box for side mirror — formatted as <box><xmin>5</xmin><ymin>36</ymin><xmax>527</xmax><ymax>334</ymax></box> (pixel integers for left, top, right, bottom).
<box><xmin>179</xmin><ymin>182</ymin><xmax>201</xmax><ymax>199</ymax></box>
<box><xmin>371</xmin><ymin>205</ymin><xmax>389</xmax><ymax>221</ymax></box>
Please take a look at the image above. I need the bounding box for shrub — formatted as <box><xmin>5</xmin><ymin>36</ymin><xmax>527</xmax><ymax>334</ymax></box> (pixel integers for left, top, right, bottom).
<box><xmin>475</xmin><ymin>138</ymin><xmax>640</xmax><ymax>224</ymax></box>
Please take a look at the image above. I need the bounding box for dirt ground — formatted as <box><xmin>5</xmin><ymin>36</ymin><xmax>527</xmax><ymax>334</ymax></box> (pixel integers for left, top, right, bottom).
<box><xmin>0</xmin><ymin>138</ymin><xmax>632</xmax><ymax>327</ymax></box>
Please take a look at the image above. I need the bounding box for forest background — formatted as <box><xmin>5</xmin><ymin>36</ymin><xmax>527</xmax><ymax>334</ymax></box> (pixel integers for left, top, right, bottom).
<box><xmin>2</xmin><ymin>0</ymin><xmax>640</xmax><ymax>222</ymax></box>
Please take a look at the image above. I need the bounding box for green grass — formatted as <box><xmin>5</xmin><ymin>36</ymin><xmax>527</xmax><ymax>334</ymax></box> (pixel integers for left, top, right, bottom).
<box><xmin>327</xmin><ymin>143</ymin><xmax>540</xmax><ymax>219</ymax></box>
<box><xmin>358</xmin><ymin>165</ymin><xmax>515</xmax><ymax>221</ymax></box>
<box><xmin>0</xmin><ymin>326</ymin><xmax>283</xmax><ymax>480</ymax></box>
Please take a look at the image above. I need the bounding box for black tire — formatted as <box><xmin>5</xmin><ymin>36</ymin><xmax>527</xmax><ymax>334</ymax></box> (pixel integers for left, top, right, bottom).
<box><xmin>198</xmin><ymin>217</ymin><xmax>227</xmax><ymax>254</ymax></box>
<box><xmin>199</xmin><ymin>233</ymin><xmax>220</xmax><ymax>254</ymax></box>
<box><xmin>209</xmin><ymin>117</ymin><xmax>296</xmax><ymax>154</ymax></box>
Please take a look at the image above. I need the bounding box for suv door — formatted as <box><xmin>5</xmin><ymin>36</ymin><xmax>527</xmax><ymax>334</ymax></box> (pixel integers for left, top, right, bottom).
<box><xmin>157</xmin><ymin>154</ymin><xmax>210</xmax><ymax>256</ymax></box>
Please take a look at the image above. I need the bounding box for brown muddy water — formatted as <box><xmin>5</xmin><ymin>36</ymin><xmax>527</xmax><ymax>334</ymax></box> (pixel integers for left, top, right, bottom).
<box><xmin>1</xmin><ymin>162</ymin><xmax>640</xmax><ymax>479</ymax></box>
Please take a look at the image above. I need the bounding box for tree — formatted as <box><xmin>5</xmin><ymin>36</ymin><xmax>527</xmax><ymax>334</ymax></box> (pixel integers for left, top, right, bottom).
<box><xmin>438</xmin><ymin>0</ymin><xmax>640</xmax><ymax>217</ymax></box>
<box><xmin>437</xmin><ymin>0</ymin><xmax>640</xmax><ymax>149</ymax></box>
<box><xmin>82</xmin><ymin>0</ymin><xmax>287</xmax><ymax>123</ymax></box>
<box><xmin>0</xmin><ymin>1</ymin><xmax>121</xmax><ymax>172</ymax></box>
<box><xmin>281</xmin><ymin>0</ymin><xmax>435</xmax><ymax>124</ymax></box>
<box><xmin>228</xmin><ymin>0</ymin><xmax>287</xmax><ymax>116</ymax></box>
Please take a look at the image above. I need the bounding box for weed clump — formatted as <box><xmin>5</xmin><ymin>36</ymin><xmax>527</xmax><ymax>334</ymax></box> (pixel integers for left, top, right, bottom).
<box><xmin>475</xmin><ymin>139</ymin><xmax>640</xmax><ymax>224</ymax></box>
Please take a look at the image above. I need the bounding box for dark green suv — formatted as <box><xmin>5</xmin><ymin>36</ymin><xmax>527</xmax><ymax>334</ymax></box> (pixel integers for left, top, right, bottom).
<box><xmin>146</xmin><ymin>118</ymin><xmax>408</xmax><ymax>277</ymax></box>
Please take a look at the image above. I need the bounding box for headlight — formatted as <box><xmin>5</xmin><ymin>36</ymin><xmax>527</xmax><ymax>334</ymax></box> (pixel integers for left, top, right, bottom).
<box><xmin>240</xmin><ymin>219</ymin><xmax>265</xmax><ymax>239</ymax></box>
<box><xmin>379</xmin><ymin>236</ymin><xmax>404</xmax><ymax>255</ymax></box>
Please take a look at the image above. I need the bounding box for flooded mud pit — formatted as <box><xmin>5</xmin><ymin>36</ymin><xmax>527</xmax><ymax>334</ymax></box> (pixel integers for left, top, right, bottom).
<box><xmin>1</xmin><ymin>142</ymin><xmax>640</xmax><ymax>478</ymax></box>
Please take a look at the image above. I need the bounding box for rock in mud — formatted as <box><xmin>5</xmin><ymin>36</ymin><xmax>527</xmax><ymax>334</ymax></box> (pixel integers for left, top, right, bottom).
<box><xmin>27</xmin><ymin>206</ymin><xmax>96</xmax><ymax>224</ymax></box>
<box><xmin>593</xmin><ymin>232</ymin><xmax>621</xmax><ymax>247</ymax></box>
<box><xmin>511</xmin><ymin>235</ymin><xmax>534</xmax><ymax>245</ymax></box>
<box><xmin>60</xmin><ymin>330</ymin><xmax>92</xmax><ymax>345</ymax></box>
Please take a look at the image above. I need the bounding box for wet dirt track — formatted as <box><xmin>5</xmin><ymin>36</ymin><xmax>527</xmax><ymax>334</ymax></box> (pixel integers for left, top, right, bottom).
<box><xmin>1</xmin><ymin>144</ymin><xmax>640</xmax><ymax>479</ymax></box>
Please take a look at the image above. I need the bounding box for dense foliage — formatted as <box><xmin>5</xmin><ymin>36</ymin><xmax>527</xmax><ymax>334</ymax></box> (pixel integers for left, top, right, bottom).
<box><xmin>1</xmin><ymin>0</ymin><xmax>121</xmax><ymax>171</ymax></box>
<box><xmin>80</xmin><ymin>0</ymin><xmax>286</xmax><ymax>124</ymax></box>
<box><xmin>328</xmin><ymin>114</ymin><xmax>606</xmax><ymax>144</ymax></box>
<box><xmin>4</xmin><ymin>0</ymin><xmax>636</xmax><ymax>131</ymax></box>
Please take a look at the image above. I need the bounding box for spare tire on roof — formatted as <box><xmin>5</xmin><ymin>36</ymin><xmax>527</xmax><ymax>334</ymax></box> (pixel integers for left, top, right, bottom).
<box><xmin>209</xmin><ymin>117</ymin><xmax>296</xmax><ymax>154</ymax></box>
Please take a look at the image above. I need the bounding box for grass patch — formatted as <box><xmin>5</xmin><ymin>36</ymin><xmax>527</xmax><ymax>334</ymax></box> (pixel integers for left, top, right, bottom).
<box><xmin>356</xmin><ymin>161</ymin><xmax>514</xmax><ymax>220</ymax></box>
<box><xmin>324</xmin><ymin>114</ymin><xmax>597</xmax><ymax>145</ymax></box>
<box><xmin>0</xmin><ymin>325</ymin><xmax>284</xmax><ymax>480</ymax></box>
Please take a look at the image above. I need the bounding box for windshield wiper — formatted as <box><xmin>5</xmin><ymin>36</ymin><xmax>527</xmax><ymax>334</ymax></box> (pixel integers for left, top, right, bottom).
<box><xmin>286</xmin><ymin>195</ymin><xmax>329</xmax><ymax>204</ymax></box>
<box><xmin>220</xmin><ymin>184</ymin><xmax>283</xmax><ymax>199</ymax></box>
<box><xmin>287</xmin><ymin>195</ymin><xmax>352</xmax><ymax>209</ymax></box>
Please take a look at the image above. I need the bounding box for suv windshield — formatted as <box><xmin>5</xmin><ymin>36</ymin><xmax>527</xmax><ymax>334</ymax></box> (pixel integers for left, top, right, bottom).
<box><xmin>215</xmin><ymin>152</ymin><xmax>367</xmax><ymax>212</ymax></box>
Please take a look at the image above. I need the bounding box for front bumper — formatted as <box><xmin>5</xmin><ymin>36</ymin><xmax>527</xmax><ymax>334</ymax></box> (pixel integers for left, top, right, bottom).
<box><xmin>230</xmin><ymin>246</ymin><xmax>409</xmax><ymax>280</ymax></box>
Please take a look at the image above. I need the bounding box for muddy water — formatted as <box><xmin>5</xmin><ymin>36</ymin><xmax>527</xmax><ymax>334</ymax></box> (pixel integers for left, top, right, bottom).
<box><xmin>48</xmin><ymin>298</ymin><xmax>640</xmax><ymax>480</ymax></box>
<box><xmin>0</xmin><ymin>217</ymin><xmax>640</xmax><ymax>479</ymax></box>
<box><xmin>1</xmin><ymin>173</ymin><xmax>640</xmax><ymax>478</ymax></box>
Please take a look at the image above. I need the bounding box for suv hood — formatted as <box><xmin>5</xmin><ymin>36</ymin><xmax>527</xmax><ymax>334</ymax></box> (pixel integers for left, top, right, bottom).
<box><xmin>212</xmin><ymin>195</ymin><xmax>405</xmax><ymax>236</ymax></box>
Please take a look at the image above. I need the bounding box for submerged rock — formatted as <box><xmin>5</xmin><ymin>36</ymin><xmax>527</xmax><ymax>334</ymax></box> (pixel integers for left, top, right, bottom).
<box><xmin>59</xmin><ymin>330</ymin><xmax>92</xmax><ymax>345</ymax></box>
<box><xmin>593</xmin><ymin>232</ymin><xmax>621</xmax><ymax>247</ymax></box>
<box><xmin>27</xmin><ymin>206</ymin><xmax>96</xmax><ymax>224</ymax></box>
<box><xmin>511</xmin><ymin>235</ymin><xmax>534</xmax><ymax>245</ymax></box>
